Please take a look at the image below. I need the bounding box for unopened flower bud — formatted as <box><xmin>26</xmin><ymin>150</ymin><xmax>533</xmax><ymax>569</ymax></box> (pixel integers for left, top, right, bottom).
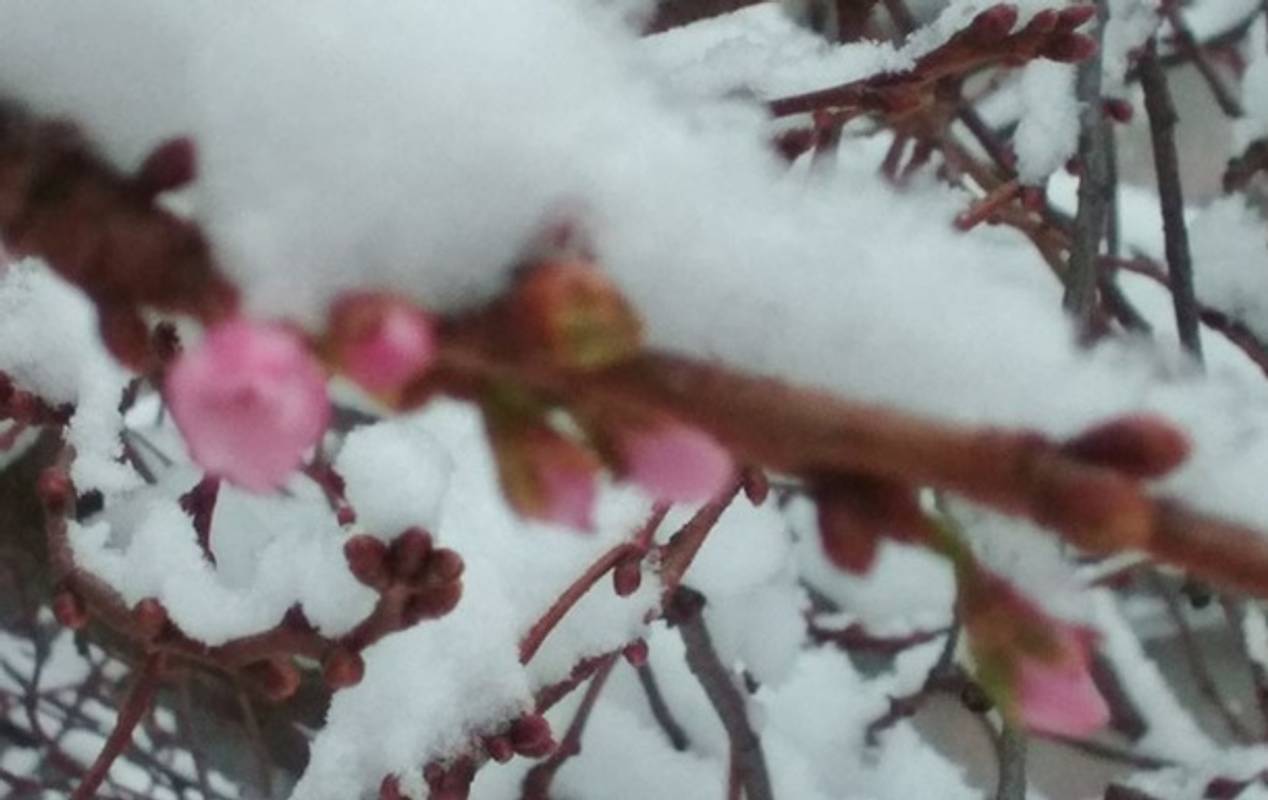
<box><xmin>508</xmin><ymin>259</ymin><xmax>643</xmax><ymax>369</ymax></box>
<box><xmin>1061</xmin><ymin>415</ymin><xmax>1189</xmax><ymax>479</ymax></box>
<box><xmin>133</xmin><ymin>598</ymin><xmax>169</xmax><ymax>641</ymax></box>
<box><xmin>623</xmin><ymin>639</ymin><xmax>650</xmax><ymax>667</ymax></box>
<box><xmin>612</xmin><ymin>559</ymin><xmax>643</xmax><ymax>597</ymax></box>
<box><xmin>508</xmin><ymin>714</ymin><xmax>555</xmax><ymax>758</ymax></box>
<box><xmin>36</xmin><ymin>468</ymin><xmax>73</xmax><ymax>515</ymax></box>
<box><xmin>326</xmin><ymin>292</ymin><xmax>437</xmax><ymax>397</ymax></box>
<box><xmin>388</xmin><ymin>528</ymin><xmax>433</xmax><ymax>582</ymax></box>
<box><xmin>245</xmin><ymin>658</ymin><xmax>302</xmax><ymax>702</ymax></box>
<box><xmin>323</xmin><ymin>648</ymin><xmax>366</xmax><ymax>690</ymax></box>
<box><xmin>344</xmin><ymin>535</ymin><xmax>391</xmax><ymax>588</ymax></box>
<box><xmin>483</xmin><ymin>735</ymin><xmax>515</xmax><ymax>764</ymax></box>
<box><xmin>52</xmin><ymin>588</ymin><xmax>88</xmax><ymax>630</ymax></box>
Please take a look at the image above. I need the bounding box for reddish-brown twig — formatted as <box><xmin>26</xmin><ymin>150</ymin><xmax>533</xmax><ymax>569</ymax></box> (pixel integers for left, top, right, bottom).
<box><xmin>71</xmin><ymin>652</ymin><xmax>163</xmax><ymax>800</ymax></box>
<box><xmin>520</xmin><ymin>653</ymin><xmax>618</xmax><ymax>799</ymax></box>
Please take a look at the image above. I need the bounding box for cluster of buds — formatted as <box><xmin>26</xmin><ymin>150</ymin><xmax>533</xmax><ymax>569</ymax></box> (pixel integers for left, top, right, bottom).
<box><xmin>343</xmin><ymin>528</ymin><xmax>465</xmax><ymax>639</ymax></box>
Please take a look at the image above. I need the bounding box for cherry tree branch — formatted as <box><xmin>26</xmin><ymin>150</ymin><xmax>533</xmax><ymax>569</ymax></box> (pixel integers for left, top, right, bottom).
<box><xmin>1138</xmin><ymin>38</ymin><xmax>1203</xmax><ymax>361</ymax></box>
<box><xmin>636</xmin><ymin>662</ymin><xmax>691</xmax><ymax>751</ymax></box>
<box><xmin>520</xmin><ymin>653</ymin><xmax>618</xmax><ymax>800</ymax></box>
<box><xmin>71</xmin><ymin>652</ymin><xmax>163</xmax><ymax>800</ymax></box>
<box><xmin>667</xmin><ymin>587</ymin><xmax>773</xmax><ymax>800</ymax></box>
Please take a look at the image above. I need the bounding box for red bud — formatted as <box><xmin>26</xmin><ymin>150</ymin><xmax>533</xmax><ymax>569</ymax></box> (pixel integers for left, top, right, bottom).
<box><xmin>344</xmin><ymin>535</ymin><xmax>390</xmax><ymax>588</ymax></box>
<box><xmin>36</xmin><ymin>468</ymin><xmax>73</xmax><ymax>515</ymax></box>
<box><xmin>1061</xmin><ymin>415</ymin><xmax>1190</xmax><ymax>479</ymax></box>
<box><xmin>244</xmin><ymin>658</ymin><xmax>301</xmax><ymax>702</ymax></box>
<box><xmin>133</xmin><ymin>598</ymin><xmax>169</xmax><ymax>641</ymax></box>
<box><xmin>623</xmin><ymin>638</ymin><xmax>649</xmax><ymax>667</ymax></box>
<box><xmin>52</xmin><ymin>588</ymin><xmax>88</xmax><ymax>630</ymax></box>
<box><xmin>1056</xmin><ymin>5</ymin><xmax>1096</xmax><ymax>31</ymax></box>
<box><xmin>1042</xmin><ymin>32</ymin><xmax>1098</xmax><ymax>62</ymax></box>
<box><xmin>388</xmin><ymin>528</ymin><xmax>433</xmax><ymax>581</ymax></box>
<box><xmin>483</xmin><ymin>735</ymin><xmax>515</xmax><ymax>764</ymax></box>
<box><xmin>1024</xmin><ymin>9</ymin><xmax>1059</xmax><ymax>35</ymax></box>
<box><xmin>136</xmin><ymin>136</ymin><xmax>197</xmax><ymax>197</ymax></box>
<box><xmin>323</xmin><ymin>648</ymin><xmax>366</xmax><ymax>690</ymax></box>
<box><xmin>425</xmin><ymin>548</ymin><xmax>465</xmax><ymax>584</ymax></box>
<box><xmin>509</xmin><ymin>714</ymin><xmax>555</xmax><ymax>758</ymax></box>
<box><xmin>379</xmin><ymin>775</ymin><xmax>406</xmax><ymax>800</ymax></box>
<box><xmin>741</xmin><ymin>466</ymin><xmax>770</xmax><ymax>505</ymax></box>
<box><xmin>967</xmin><ymin>5</ymin><xmax>1020</xmax><ymax>43</ymax></box>
<box><xmin>612</xmin><ymin>559</ymin><xmax>643</xmax><ymax>597</ymax></box>
<box><xmin>403</xmin><ymin>581</ymin><xmax>463</xmax><ymax>624</ymax></box>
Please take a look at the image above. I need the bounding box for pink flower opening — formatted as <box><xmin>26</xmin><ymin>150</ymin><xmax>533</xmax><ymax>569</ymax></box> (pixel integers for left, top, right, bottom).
<box><xmin>166</xmin><ymin>319</ymin><xmax>331</xmax><ymax>492</ymax></box>
<box><xmin>332</xmin><ymin>294</ymin><xmax>437</xmax><ymax>394</ymax></box>
<box><xmin>618</xmin><ymin>421</ymin><xmax>734</xmax><ymax>503</ymax></box>
<box><xmin>1015</xmin><ymin>636</ymin><xmax>1111</xmax><ymax>738</ymax></box>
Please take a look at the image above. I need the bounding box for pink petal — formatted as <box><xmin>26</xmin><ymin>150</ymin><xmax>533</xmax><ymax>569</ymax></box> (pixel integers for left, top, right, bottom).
<box><xmin>167</xmin><ymin>320</ymin><xmax>330</xmax><ymax>491</ymax></box>
<box><xmin>335</xmin><ymin>297</ymin><xmax>437</xmax><ymax>393</ymax></box>
<box><xmin>619</xmin><ymin>422</ymin><xmax>733</xmax><ymax>503</ymax></box>
<box><xmin>1016</xmin><ymin>646</ymin><xmax>1110</xmax><ymax>738</ymax></box>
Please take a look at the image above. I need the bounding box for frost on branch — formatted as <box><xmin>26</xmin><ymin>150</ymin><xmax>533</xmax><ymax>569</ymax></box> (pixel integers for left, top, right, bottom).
<box><xmin>4</xmin><ymin>0</ymin><xmax>1268</xmax><ymax>799</ymax></box>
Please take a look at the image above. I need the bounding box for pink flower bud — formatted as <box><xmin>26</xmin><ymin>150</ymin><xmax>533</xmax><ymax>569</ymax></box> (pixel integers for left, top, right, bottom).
<box><xmin>491</xmin><ymin>423</ymin><xmax>600</xmax><ymax>531</ymax></box>
<box><xmin>1015</xmin><ymin>638</ymin><xmax>1111</xmax><ymax>737</ymax></box>
<box><xmin>166</xmin><ymin>320</ymin><xmax>330</xmax><ymax>492</ymax></box>
<box><xmin>615</xmin><ymin>421</ymin><xmax>733</xmax><ymax>504</ymax></box>
<box><xmin>508</xmin><ymin>260</ymin><xmax>643</xmax><ymax>369</ymax></box>
<box><xmin>327</xmin><ymin>292</ymin><xmax>437</xmax><ymax>396</ymax></box>
<box><xmin>961</xmin><ymin>571</ymin><xmax>1110</xmax><ymax>738</ymax></box>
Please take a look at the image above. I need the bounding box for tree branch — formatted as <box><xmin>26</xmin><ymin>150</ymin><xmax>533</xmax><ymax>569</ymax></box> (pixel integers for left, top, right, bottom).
<box><xmin>1138</xmin><ymin>38</ymin><xmax>1203</xmax><ymax>360</ymax></box>
<box><xmin>667</xmin><ymin>587</ymin><xmax>773</xmax><ymax>800</ymax></box>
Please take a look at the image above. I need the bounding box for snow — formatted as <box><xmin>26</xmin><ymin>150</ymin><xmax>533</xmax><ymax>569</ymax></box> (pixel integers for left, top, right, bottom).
<box><xmin>335</xmin><ymin>419</ymin><xmax>452</xmax><ymax>538</ymax></box>
<box><xmin>1013</xmin><ymin>61</ymin><xmax>1081</xmax><ymax>184</ymax></box>
<box><xmin>3</xmin><ymin>0</ymin><xmax>1268</xmax><ymax>797</ymax></box>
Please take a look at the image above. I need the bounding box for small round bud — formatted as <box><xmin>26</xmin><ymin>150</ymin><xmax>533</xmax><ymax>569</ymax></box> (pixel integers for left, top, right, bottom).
<box><xmin>323</xmin><ymin>648</ymin><xmax>366</xmax><ymax>690</ymax></box>
<box><xmin>388</xmin><ymin>528</ymin><xmax>433</xmax><ymax>581</ymax></box>
<box><xmin>52</xmin><ymin>588</ymin><xmax>88</xmax><ymax>630</ymax></box>
<box><xmin>622</xmin><ymin>639</ymin><xmax>649</xmax><ymax>667</ymax></box>
<box><xmin>612</xmin><ymin>560</ymin><xmax>642</xmax><ymax>597</ymax></box>
<box><xmin>36</xmin><ymin>468</ymin><xmax>73</xmax><ymax>515</ymax></box>
<box><xmin>508</xmin><ymin>714</ymin><xmax>555</xmax><ymax>758</ymax></box>
<box><xmin>425</xmin><ymin>548</ymin><xmax>465</xmax><ymax>584</ymax></box>
<box><xmin>245</xmin><ymin>658</ymin><xmax>302</xmax><ymax>702</ymax></box>
<box><xmin>403</xmin><ymin>581</ymin><xmax>463</xmax><ymax>625</ymax></box>
<box><xmin>344</xmin><ymin>535</ymin><xmax>390</xmax><ymax>588</ymax></box>
<box><xmin>483</xmin><ymin>735</ymin><xmax>515</xmax><ymax>764</ymax></box>
<box><xmin>960</xmin><ymin>682</ymin><xmax>994</xmax><ymax>714</ymax></box>
<box><xmin>133</xmin><ymin>598</ymin><xmax>169</xmax><ymax>641</ymax></box>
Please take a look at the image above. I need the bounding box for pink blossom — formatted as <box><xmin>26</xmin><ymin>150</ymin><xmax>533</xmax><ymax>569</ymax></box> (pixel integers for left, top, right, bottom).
<box><xmin>166</xmin><ymin>319</ymin><xmax>330</xmax><ymax>491</ymax></box>
<box><xmin>1015</xmin><ymin>642</ymin><xmax>1111</xmax><ymax>737</ymax></box>
<box><xmin>328</xmin><ymin>293</ymin><xmax>437</xmax><ymax>394</ymax></box>
<box><xmin>617</xmin><ymin>421</ymin><xmax>733</xmax><ymax>503</ymax></box>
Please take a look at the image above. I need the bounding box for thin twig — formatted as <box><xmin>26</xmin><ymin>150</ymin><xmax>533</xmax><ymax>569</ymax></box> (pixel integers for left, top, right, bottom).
<box><xmin>1147</xmin><ymin>572</ymin><xmax>1253</xmax><ymax>742</ymax></box>
<box><xmin>1065</xmin><ymin>0</ymin><xmax>1111</xmax><ymax>330</ymax></box>
<box><xmin>1138</xmin><ymin>38</ymin><xmax>1203</xmax><ymax>360</ymax></box>
<box><xmin>669</xmin><ymin>587</ymin><xmax>773</xmax><ymax>800</ymax></box>
<box><xmin>1160</xmin><ymin>5</ymin><xmax>1244</xmax><ymax>118</ymax></box>
<box><xmin>520</xmin><ymin>653</ymin><xmax>618</xmax><ymax>800</ymax></box>
<box><xmin>71</xmin><ymin>653</ymin><xmax>163</xmax><ymax>800</ymax></box>
<box><xmin>994</xmin><ymin>724</ymin><xmax>1027</xmax><ymax>800</ymax></box>
<box><xmin>636</xmin><ymin>662</ymin><xmax>691</xmax><ymax>751</ymax></box>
